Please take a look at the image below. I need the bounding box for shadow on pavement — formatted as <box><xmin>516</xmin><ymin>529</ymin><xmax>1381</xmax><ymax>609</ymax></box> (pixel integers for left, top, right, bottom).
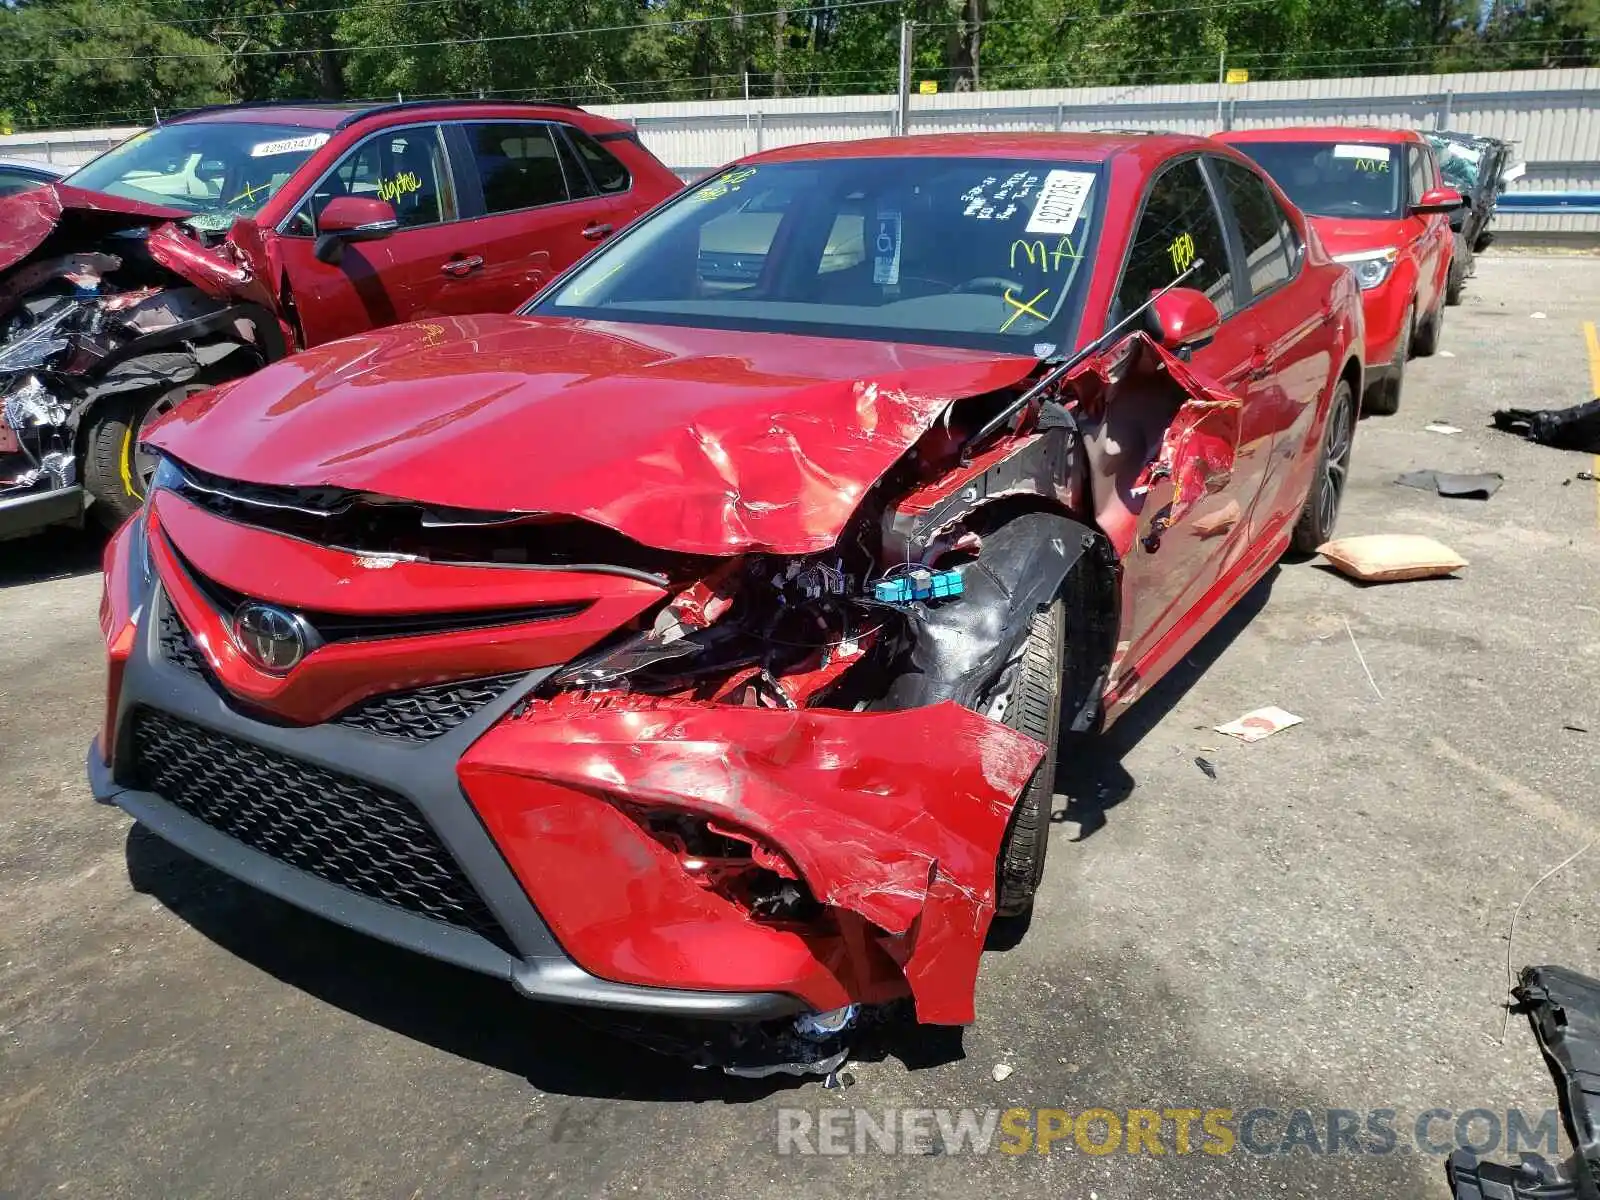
<box><xmin>1051</xmin><ymin>565</ymin><xmax>1280</xmax><ymax>840</ymax></box>
<box><xmin>124</xmin><ymin>823</ymin><xmax>956</xmax><ymax>1100</ymax></box>
<box><xmin>0</xmin><ymin>525</ymin><xmax>105</xmax><ymax>589</ymax></box>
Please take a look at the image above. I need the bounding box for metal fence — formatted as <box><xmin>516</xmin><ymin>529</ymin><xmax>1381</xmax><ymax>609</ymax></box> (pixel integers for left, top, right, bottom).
<box><xmin>4</xmin><ymin>66</ymin><xmax>1596</xmax><ymax>234</ymax></box>
<box><xmin>588</xmin><ymin>66</ymin><xmax>1600</xmax><ymax>234</ymax></box>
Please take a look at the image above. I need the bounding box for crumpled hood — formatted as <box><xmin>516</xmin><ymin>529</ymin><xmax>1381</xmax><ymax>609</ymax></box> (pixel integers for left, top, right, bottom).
<box><xmin>1308</xmin><ymin>215</ymin><xmax>1408</xmax><ymax>258</ymax></box>
<box><xmin>0</xmin><ymin>182</ymin><xmax>188</xmax><ymax>273</ymax></box>
<box><xmin>146</xmin><ymin>314</ymin><xmax>1038</xmax><ymax>555</ymax></box>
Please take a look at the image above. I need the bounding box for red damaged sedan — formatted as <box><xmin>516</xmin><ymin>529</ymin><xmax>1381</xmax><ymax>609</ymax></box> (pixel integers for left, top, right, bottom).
<box><xmin>91</xmin><ymin>133</ymin><xmax>1363</xmax><ymax>1055</ymax></box>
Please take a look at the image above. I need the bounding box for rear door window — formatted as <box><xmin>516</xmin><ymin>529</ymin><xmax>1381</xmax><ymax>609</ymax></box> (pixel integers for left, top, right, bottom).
<box><xmin>287</xmin><ymin>124</ymin><xmax>453</xmax><ymax>235</ymax></box>
<box><xmin>1116</xmin><ymin>157</ymin><xmax>1236</xmax><ymax>322</ymax></box>
<box><xmin>465</xmin><ymin>122</ymin><xmax>570</xmax><ymax>215</ymax></box>
<box><xmin>566</xmin><ymin>127</ymin><xmax>632</xmax><ymax>194</ymax></box>
<box><xmin>1213</xmin><ymin>158</ymin><xmax>1293</xmax><ymax>298</ymax></box>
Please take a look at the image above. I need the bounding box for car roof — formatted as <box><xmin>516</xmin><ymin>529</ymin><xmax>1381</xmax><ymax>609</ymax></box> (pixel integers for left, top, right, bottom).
<box><xmin>0</xmin><ymin>157</ymin><xmax>63</xmax><ymax>175</ymax></box>
<box><xmin>746</xmin><ymin>131</ymin><xmax>1219</xmax><ymax>168</ymax></box>
<box><xmin>1218</xmin><ymin>126</ymin><xmax>1426</xmax><ymax>146</ymax></box>
<box><xmin>169</xmin><ymin>98</ymin><xmax>606</xmax><ymax>133</ymax></box>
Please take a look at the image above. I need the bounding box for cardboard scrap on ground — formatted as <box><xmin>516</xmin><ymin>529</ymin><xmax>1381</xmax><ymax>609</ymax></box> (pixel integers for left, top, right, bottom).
<box><xmin>1215</xmin><ymin>706</ymin><xmax>1304</xmax><ymax>743</ymax></box>
<box><xmin>1317</xmin><ymin>534</ymin><xmax>1468</xmax><ymax>583</ymax></box>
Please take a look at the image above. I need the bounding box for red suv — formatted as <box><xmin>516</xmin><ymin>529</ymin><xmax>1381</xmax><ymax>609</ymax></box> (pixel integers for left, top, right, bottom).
<box><xmin>93</xmin><ymin>133</ymin><xmax>1362</xmax><ymax>1058</ymax></box>
<box><xmin>0</xmin><ymin>100</ymin><xmax>680</xmax><ymax>540</ymax></box>
<box><xmin>1217</xmin><ymin>127</ymin><xmax>1461</xmax><ymax>414</ymax></box>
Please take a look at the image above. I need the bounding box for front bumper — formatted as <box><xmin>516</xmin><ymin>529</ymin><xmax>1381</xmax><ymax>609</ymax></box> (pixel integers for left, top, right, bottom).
<box><xmin>1360</xmin><ymin>282</ymin><xmax>1412</xmax><ymax>371</ymax></box>
<box><xmin>0</xmin><ymin>482</ymin><xmax>82</xmax><ymax>541</ymax></box>
<box><xmin>89</xmin><ymin>594</ymin><xmax>805</xmax><ymax>1020</ymax></box>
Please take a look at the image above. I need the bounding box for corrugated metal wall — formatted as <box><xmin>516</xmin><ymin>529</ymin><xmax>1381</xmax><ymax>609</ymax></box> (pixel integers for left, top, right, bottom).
<box><xmin>588</xmin><ymin>66</ymin><xmax>1600</xmax><ymax>233</ymax></box>
<box><xmin>3</xmin><ymin>67</ymin><xmax>1595</xmax><ymax>232</ymax></box>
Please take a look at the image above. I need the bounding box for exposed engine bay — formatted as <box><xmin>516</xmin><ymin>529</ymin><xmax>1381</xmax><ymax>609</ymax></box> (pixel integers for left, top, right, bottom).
<box><xmin>0</xmin><ymin>184</ymin><xmax>286</xmax><ymax>539</ymax></box>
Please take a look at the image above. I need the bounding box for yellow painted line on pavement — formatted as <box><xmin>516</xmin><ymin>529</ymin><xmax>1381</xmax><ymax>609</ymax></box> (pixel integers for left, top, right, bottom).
<box><xmin>1586</xmin><ymin>321</ymin><xmax>1600</xmax><ymax>527</ymax></box>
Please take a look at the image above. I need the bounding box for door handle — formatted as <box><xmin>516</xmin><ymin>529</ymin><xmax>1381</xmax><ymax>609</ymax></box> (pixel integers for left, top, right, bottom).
<box><xmin>440</xmin><ymin>255</ymin><xmax>485</xmax><ymax>277</ymax></box>
<box><xmin>582</xmin><ymin>223</ymin><xmax>614</xmax><ymax>241</ymax></box>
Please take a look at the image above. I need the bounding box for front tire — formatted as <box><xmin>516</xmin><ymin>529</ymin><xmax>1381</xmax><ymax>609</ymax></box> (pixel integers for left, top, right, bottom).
<box><xmin>1291</xmin><ymin>378</ymin><xmax>1355</xmax><ymax>554</ymax></box>
<box><xmin>994</xmin><ymin>597</ymin><xmax>1065</xmax><ymax>918</ymax></box>
<box><xmin>1445</xmin><ymin>234</ymin><xmax>1467</xmax><ymax>305</ymax></box>
<box><xmin>1413</xmin><ymin>296</ymin><xmax>1444</xmax><ymax>357</ymax></box>
<box><xmin>82</xmin><ymin>382</ymin><xmax>206</xmax><ymax>531</ymax></box>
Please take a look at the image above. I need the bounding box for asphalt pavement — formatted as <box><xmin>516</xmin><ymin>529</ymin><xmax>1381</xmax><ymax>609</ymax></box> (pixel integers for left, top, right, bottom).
<box><xmin>2</xmin><ymin>252</ymin><xmax>1598</xmax><ymax>1199</ymax></box>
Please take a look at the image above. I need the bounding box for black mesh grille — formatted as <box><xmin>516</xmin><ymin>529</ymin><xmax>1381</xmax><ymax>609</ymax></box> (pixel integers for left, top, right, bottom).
<box><xmin>158</xmin><ymin>603</ymin><xmax>208</xmax><ymax>677</ymax></box>
<box><xmin>336</xmin><ymin>674</ymin><xmax>527</xmax><ymax>741</ymax></box>
<box><xmin>128</xmin><ymin>709</ymin><xmax>512</xmax><ymax>948</ymax></box>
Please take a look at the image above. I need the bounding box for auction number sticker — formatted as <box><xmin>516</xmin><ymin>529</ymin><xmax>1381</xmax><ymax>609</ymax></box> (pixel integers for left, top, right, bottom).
<box><xmin>1332</xmin><ymin>143</ymin><xmax>1391</xmax><ymax>161</ymax></box>
<box><xmin>250</xmin><ymin>133</ymin><xmax>330</xmax><ymax>158</ymax></box>
<box><xmin>1026</xmin><ymin>170</ymin><xmax>1095</xmax><ymax>235</ymax></box>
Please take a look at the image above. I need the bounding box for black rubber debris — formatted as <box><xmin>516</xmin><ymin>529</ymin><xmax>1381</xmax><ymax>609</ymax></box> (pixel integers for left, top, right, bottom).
<box><xmin>1396</xmin><ymin>469</ymin><xmax>1504</xmax><ymax>499</ymax></box>
<box><xmin>1493</xmin><ymin>398</ymin><xmax>1600</xmax><ymax>453</ymax></box>
<box><xmin>1515</xmin><ymin>965</ymin><xmax>1600</xmax><ymax>1186</ymax></box>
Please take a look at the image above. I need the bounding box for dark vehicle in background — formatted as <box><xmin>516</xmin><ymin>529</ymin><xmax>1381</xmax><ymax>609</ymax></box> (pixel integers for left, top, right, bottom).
<box><xmin>0</xmin><ymin>99</ymin><xmax>681</xmax><ymax>542</ymax></box>
<box><xmin>1219</xmin><ymin>126</ymin><xmax>1461</xmax><ymax>416</ymax></box>
<box><xmin>1423</xmin><ymin>130</ymin><xmax>1520</xmax><ymax>302</ymax></box>
<box><xmin>0</xmin><ymin>157</ymin><xmax>64</xmax><ymax>198</ymax></box>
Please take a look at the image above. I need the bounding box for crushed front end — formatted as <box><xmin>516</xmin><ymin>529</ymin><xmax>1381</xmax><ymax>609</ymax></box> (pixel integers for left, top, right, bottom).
<box><xmin>90</xmin><ymin>319</ymin><xmax>1229</xmax><ymax>1063</ymax></box>
<box><xmin>0</xmin><ymin>184</ymin><xmax>285</xmax><ymax>539</ymax></box>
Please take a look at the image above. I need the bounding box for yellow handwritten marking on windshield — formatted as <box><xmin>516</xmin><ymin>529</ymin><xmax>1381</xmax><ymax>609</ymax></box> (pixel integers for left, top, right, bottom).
<box><xmin>377</xmin><ymin>172</ymin><xmax>422</xmax><ymax>203</ymax></box>
<box><xmin>1169</xmin><ymin>232</ymin><xmax>1196</xmax><ymax>274</ymax></box>
<box><xmin>695</xmin><ymin>166</ymin><xmax>758</xmax><ymax>202</ymax></box>
<box><xmin>227</xmin><ymin>180</ymin><xmax>272</xmax><ymax>207</ymax></box>
<box><xmin>1354</xmin><ymin>158</ymin><xmax>1391</xmax><ymax>174</ymax></box>
<box><xmin>1000</xmin><ymin>287</ymin><xmax>1051</xmax><ymax>332</ymax></box>
<box><xmin>1010</xmin><ymin>235</ymin><xmax>1080</xmax><ymax>272</ymax></box>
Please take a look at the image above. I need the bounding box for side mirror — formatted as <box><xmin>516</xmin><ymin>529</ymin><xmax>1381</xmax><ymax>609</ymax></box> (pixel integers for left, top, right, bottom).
<box><xmin>313</xmin><ymin>196</ymin><xmax>398</xmax><ymax>264</ymax></box>
<box><xmin>1411</xmin><ymin>186</ymin><xmax>1463</xmax><ymax>215</ymax></box>
<box><xmin>1147</xmin><ymin>287</ymin><xmax>1221</xmax><ymax>354</ymax></box>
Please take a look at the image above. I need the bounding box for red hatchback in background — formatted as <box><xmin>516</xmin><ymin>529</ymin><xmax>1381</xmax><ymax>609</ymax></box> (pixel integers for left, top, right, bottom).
<box><xmin>92</xmin><ymin>133</ymin><xmax>1363</xmax><ymax>1064</ymax></box>
<box><xmin>0</xmin><ymin>99</ymin><xmax>681</xmax><ymax>540</ymax></box>
<box><xmin>1218</xmin><ymin>127</ymin><xmax>1461</xmax><ymax>414</ymax></box>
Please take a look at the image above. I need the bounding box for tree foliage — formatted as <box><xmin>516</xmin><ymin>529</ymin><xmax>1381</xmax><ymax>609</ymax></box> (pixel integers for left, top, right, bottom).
<box><xmin>0</xmin><ymin>0</ymin><xmax>1594</xmax><ymax>130</ymax></box>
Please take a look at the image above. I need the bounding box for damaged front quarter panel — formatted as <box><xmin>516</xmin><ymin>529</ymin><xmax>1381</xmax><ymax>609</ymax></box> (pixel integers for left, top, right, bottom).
<box><xmin>458</xmin><ymin>695</ymin><xmax>1043</xmax><ymax>1025</ymax></box>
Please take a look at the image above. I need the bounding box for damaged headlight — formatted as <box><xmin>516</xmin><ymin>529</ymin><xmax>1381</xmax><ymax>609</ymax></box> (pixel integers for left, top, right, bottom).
<box><xmin>1334</xmin><ymin>246</ymin><xmax>1399</xmax><ymax>291</ymax></box>
<box><xmin>146</xmin><ymin>454</ymin><xmax>186</xmax><ymax>497</ymax></box>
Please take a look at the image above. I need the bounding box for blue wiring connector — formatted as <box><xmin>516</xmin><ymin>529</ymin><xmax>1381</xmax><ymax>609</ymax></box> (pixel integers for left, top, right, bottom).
<box><xmin>872</xmin><ymin>567</ymin><xmax>964</xmax><ymax>605</ymax></box>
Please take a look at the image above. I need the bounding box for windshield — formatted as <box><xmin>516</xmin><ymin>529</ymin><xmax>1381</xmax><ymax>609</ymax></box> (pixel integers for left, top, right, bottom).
<box><xmin>1425</xmin><ymin>135</ymin><xmax>1485</xmax><ymax>194</ymax></box>
<box><xmin>66</xmin><ymin>122</ymin><xmax>330</xmax><ymax>231</ymax></box>
<box><xmin>1231</xmin><ymin>141</ymin><xmax>1403</xmax><ymax>219</ymax></box>
<box><xmin>532</xmin><ymin>157</ymin><xmax>1104</xmax><ymax>354</ymax></box>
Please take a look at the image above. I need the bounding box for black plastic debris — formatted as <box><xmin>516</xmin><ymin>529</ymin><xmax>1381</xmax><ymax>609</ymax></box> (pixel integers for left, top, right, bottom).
<box><xmin>1516</xmin><ymin>966</ymin><xmax>1600</xmax><ymax>1184</ymax></box>
<box><xmin>1493</xmin><ymin>398</ymin><xmax>1600</xmax><ymax>453</ymax></box>
<box><xmin>1194</xmin><ymin>756</ymin><xmax>1217</xmax><ymax>780</ymax></box>
<box><xmin>1396</xmin><ymin>469</ymin><xmax>1504</xmax><ymax>499</ymax></box>
<box><xmin>1447</xmin><ymin>1149</ymin><xmax>1590</xmax><ymax>1199</ymax></box>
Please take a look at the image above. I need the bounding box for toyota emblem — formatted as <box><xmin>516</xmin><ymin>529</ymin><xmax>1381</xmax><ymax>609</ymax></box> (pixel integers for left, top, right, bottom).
<box><xmin>232</xmin><ymin>602</ymin><xmax>316</xmax><ymax>673</ymax></box>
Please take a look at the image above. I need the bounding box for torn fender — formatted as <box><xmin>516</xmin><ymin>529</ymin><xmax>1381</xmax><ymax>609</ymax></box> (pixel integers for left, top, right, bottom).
<box><xmin>145</xmin><ymin>223</ymin><xmax>279</xmax><ymax>315</ymax></box>
<box><xmin>458</xmin><ymin>695</ymin><xmax>1045</xmax><ymax>1024</ymax></box>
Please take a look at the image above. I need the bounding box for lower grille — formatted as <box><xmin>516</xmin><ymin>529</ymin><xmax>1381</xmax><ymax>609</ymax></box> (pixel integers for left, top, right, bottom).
<box><xmin>336</xmin><ymin>673</ymin><xmax>526</xmax><ymax>741</ymax></box>
<box><xmin>128</xmin><ymin>709</ymin><xmax>512</xmax><ymax>949</ymax></box>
